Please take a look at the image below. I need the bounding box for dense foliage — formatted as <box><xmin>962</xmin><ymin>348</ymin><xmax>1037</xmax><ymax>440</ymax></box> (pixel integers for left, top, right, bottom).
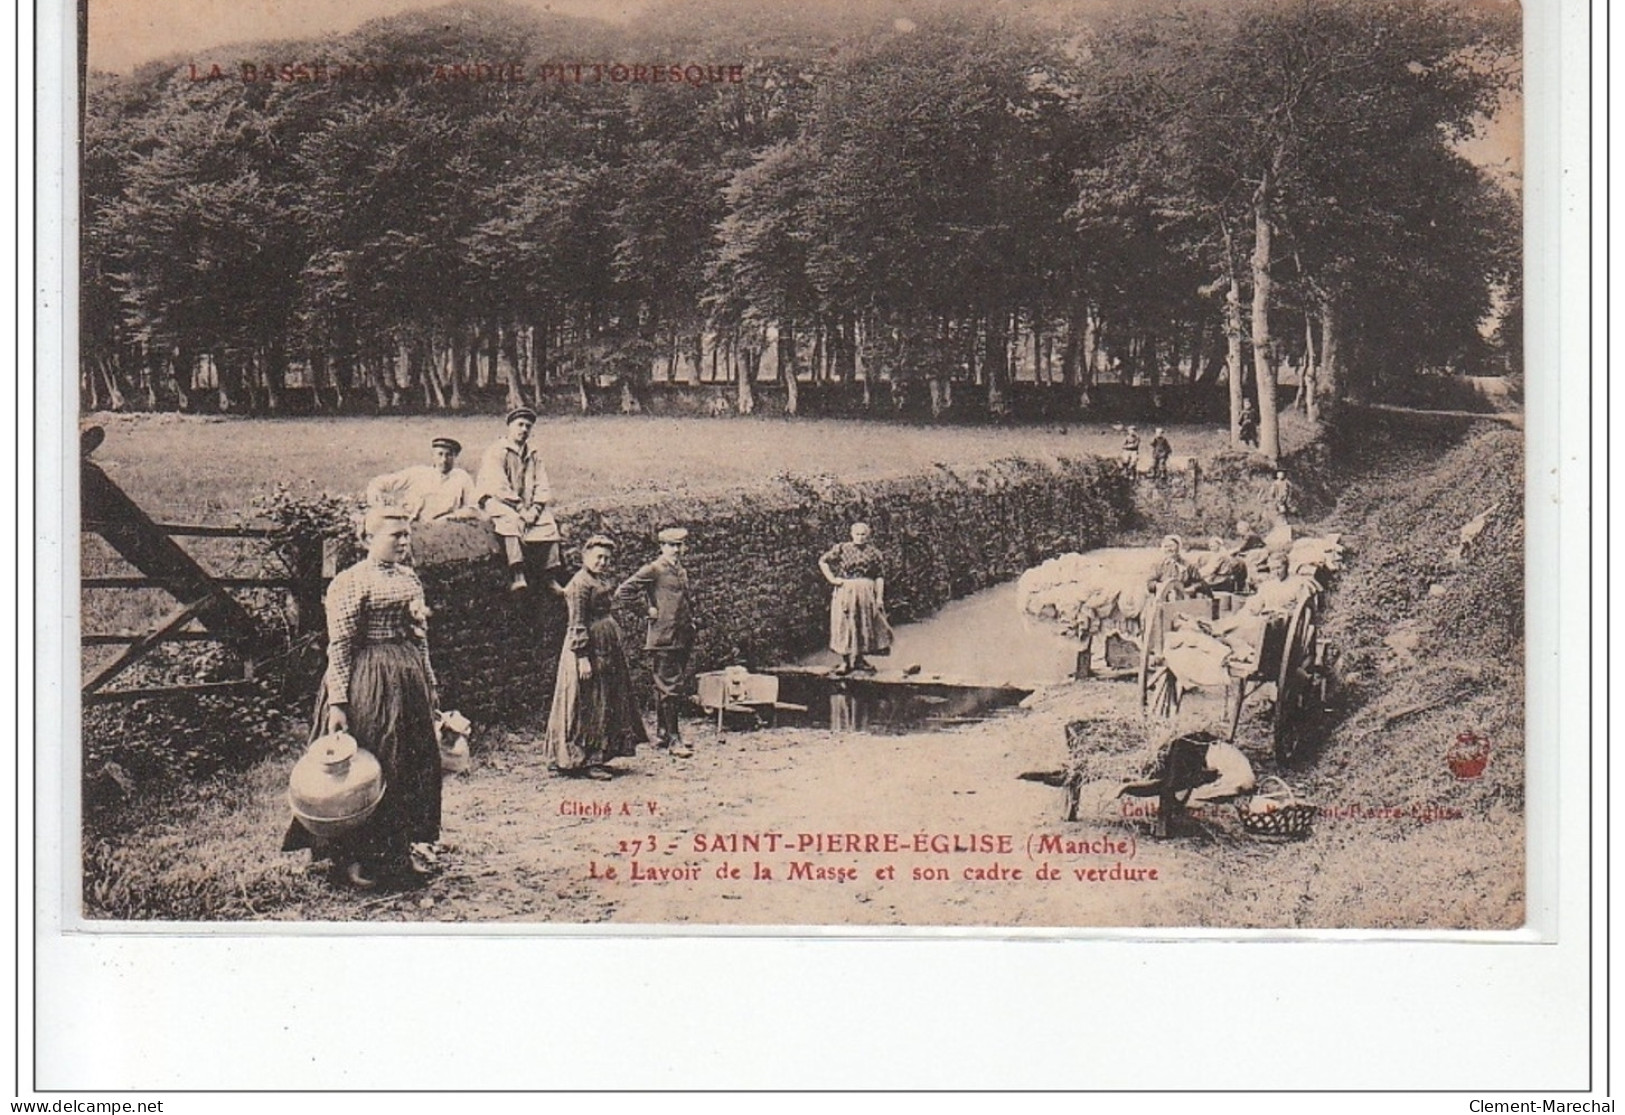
<box><xmin>83</xmin><ymin>0</ymin><xmax>1519</xmax><ymax>452</ymax></box>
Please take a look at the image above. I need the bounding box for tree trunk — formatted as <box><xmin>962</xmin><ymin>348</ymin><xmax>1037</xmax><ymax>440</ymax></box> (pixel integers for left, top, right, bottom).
<box><xmin>215</xmin><ymin>349</ymin><xmax>238</xmax><ymax>412</ymax></box>
<box><xmin>855</xmin><ymin>314</ymin><xmax>871</xmax><ymax>406</ymax></box>
<box><xmin>1301</xmin><ymin>310</ymin><xmax>1318</xmax><ymax>421</ymax></box>
<box><xmin>170</xmin><ymin>347</ymin><xmax>194</xmax><ymax>412</ymax></box>
<box><xmin>370</xmin><ymin>348</ymin><xmax>391</xmax><ymax>410</ymax></box>
<box><xmin>1146</xmin><ymin>332</ymin><xmax>1162</xmax><ymax>405</ymax></box>
<box><xmin>264</xmin><ymin>341</ymin><xmax>287</xmax><ymax>413</ymax></box>
<box><xmin>503</xmin><ymin>325</ymin><xmax>525</xmax><ymax>410</ymax></box>
<box><xmin>984</xmin><ymin>313</ymin><xmax>1009</xmax><ymax>415</ymax></box>
<box><xmin>1060</xmin><ymin>309</ymin><xmax>1080</xmax><ymax>390</ymax></box>
<box><xmin>533</xmin><ymin>321</ymin><xmax>548</xmax><ymax>395</ymax></box>
<box><xmin>1192</xmin><ymin>315</ymin><xmax>1221</xmax><ymax>385</ymax></box>
<box><xmin>1250</xmin><ymin>179</ymin><xmax>1281</xmax><ymax>463</ymax></box>
<box><xmin>839</xmin><ymin>313</ymin><xmax>858</xmax><ymax>387</ymax></box>
<box><xmin>424</xmin><ymin>336</ymin><xmax>448</xmax><ymax>409</ymax></box>
<box><xmin>1319</xmin><ymin>302</ymin><xmax>1341</xmax><ymax>412</ymax></box>
<box><xmin>308</xmin><ymin>349</ymin><xmax>329</xmax><ymax>412</ymax></box>
<box><xmin>447</xmin><ymin>331</ymin><xmax>465</xmax><ymax>410</ymax></box>
<box><xmin>331</xmin><ymin>345</ymin><xmax>351</xmax><ymax>412</ymax></box>
<box><xmin>1219</xmin><ymin>221</ymin><xmax>1247</xmax><ymax>450</ymax></box>
<box><xmin>736</xmin><ymin>336</ymin><xmax>756</xmax><ymax>415</ymax></box>
<box><xmin>98</xmin><ymin>357</ymin><xmax>128</xmax><ymax>411</ymax></box>
<box><xmin>779</xmin><ymin>320</ymin><xmax>799</xmax><ymax>416</ymax></box>
<box><xmin>1080</xmin><ymin>307</ymin><xmax>1098</xmax><ymax>409</ymax></box>
<box><xmin>482</xmin><ymin>319</ymin><xmax>498</xmax><ymax>390</ymax></box>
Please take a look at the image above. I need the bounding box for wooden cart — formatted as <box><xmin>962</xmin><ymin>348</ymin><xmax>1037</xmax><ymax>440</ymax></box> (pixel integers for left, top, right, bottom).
<box><xmin>1138</xmin><ymin>580</ymin><xmax>1329</xmax><ymax>764</ymax></box>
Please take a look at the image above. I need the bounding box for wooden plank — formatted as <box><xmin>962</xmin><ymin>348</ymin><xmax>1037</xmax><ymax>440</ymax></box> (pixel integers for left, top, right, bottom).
<box><xmin>82</xmin><ymin>576</ymin><xmax>299</xmax><ymax>590</ymax></box>
<box><xmin>82</xmin><ymin>596</ymin><xmax>213</xmax><ymax>695</ymax></box>
<box><xmin>83</xmin><ymin>631</ymin><xmax>217</xmax><ymax>646</ymax></box>
<box><xmin>153</xmin><ymin>523</ymin><xmax>279</xmax><ymax>538</ymax></box>
<box><xmin>81</xmin><ymin>459</ymin><xmax>269</xmax><ymax>659</ymax></box>
<box><xmin>763</xmin><ymin>665</ymin><xmax>1033</xmax><ymax>695</ymax></box>
<box><xmin>83</xmin><ymin>679</ymin><xmax>258</xmax><ymax>705</ymax></box>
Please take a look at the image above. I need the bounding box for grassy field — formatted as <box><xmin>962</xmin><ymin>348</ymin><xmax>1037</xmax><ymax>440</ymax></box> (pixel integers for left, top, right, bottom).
<box><xmin>82</xmin><ymin>411</ymin><xmax>1290</xmax><ymax>521</ymax></box>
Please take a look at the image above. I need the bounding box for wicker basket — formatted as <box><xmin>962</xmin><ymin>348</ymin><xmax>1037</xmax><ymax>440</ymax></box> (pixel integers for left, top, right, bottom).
<box><xmin>1237</xmin><ymin>776</ymin><xmax>1317</xmax><ymax>839</ymax></box>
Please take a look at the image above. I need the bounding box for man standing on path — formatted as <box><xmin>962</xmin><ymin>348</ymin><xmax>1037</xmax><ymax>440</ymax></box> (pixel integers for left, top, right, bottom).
<box><xmin>1149</xmin><ymin>428</ymin><xmax>1172</xmax><ymax>483</ymax></box>
<box><xmin>1239</xmin><ymin>398</ymin><xmax>1260</xmax><ymax>449</ymax></box>
<box><xmin>476</xmin><ymin>407</ymin><xmax>564</xmax><ymax>594</ymax></box>
<box><xmin>616</xmin><ymin>526</ymin><xmax>696</xmax><ymax>758</ymax></box>
<box><xmin>1118</xmin><ymin>425</ymin><xmax>1141</xmax><ymax>478</ymax></box>
<box><xmin>1269</xmin><ymin>468</ymin><xmax>1295</xmax><ymax>521</ymax></box>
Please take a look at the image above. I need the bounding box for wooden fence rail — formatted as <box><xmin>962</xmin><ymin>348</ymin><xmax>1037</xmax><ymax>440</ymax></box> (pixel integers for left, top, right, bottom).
<box><xmin>81</xmin><ymin>426</ymin><xmax>326</xmax><ymax>703</ymax></box>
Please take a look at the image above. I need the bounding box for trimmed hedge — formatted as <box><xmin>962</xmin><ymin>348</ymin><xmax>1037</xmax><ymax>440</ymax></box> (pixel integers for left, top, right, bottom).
<box><xmin>413</xmin><ymin>456</ymin><xmax>1134</xmax><ymax>721</ymax></box>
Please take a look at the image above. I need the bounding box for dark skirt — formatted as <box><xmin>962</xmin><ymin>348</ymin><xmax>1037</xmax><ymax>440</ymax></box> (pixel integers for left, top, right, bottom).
<box><xmin>547</xmin><ymin>615</ymin><xmax>649</xmax><ymax>770</ymax></box>
<box><xmin>283</xmin><ymin>641</ymin><xmax>442</xmax><ymax>864</ymax></box>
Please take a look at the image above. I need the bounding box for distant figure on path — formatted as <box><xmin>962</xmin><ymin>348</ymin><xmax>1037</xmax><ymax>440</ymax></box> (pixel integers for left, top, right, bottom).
<box><xmin>1149</xmin><ymin>428</ymin><xmax>1172</xmax><ymax>482</ymax></box>
<box><xmin>547</xmin><ymin>535</ymin><xmax>647</xmax><ymax>780</ymax></box>
<box><xmin>819</xmin><ymin>522</ymin><xmax>893</xmax><ymax>677</ymax></box>
<box><xmin>366</xmin><ymin>437</ymin><xmax>480</xmax><ymax>523</ymax></box>
<box><xmin>616</xmin><ymin>526</ymin><xmax>696</xmax><ymax>758</ymax></box>
<box><xmin>476</xmin><ymin>407</ymin><xmax>563</xmax><ymax>594</ymax></box>
<box><xmin>1239</xmin><ymin>398</ymin><xmax>1260</xmax><ymax>449</ymax></box>
<box><xmin>1269</xmin><ymin>468</ymin><xmax>1295</xmax><ymax>520</ymax></box>
<box><xmin>1119</xmin><ymin>425</ymin><xmax>1141</xmax><ymax>477</ymax></box>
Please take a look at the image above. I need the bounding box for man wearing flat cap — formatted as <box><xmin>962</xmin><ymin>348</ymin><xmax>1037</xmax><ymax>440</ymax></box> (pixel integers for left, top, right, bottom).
<box><xmin>366</xmin><ymin>436</ymin><xmax>480</xmax><ymax>522</ymax></box>
<box><xmin>476</xmin><ymin>407</ymin><xmax>564</xmax><ymax>593</ymax></box>
<box><xmin>615</xmin><ymin>526</ymin><xmax>696</xmax><ymax>757</ymax></box>
<box><xmin>1149</xmin><ymin>428</ymin><xmax>1172</xmax><ymax>483</ymax></box>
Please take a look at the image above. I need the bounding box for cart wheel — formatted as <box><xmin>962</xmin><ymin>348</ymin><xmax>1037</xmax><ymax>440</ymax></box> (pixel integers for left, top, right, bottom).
<box><xmin>1273</xmin><ymin>594</ymin><xmax>1320</xmax><ymax>764</ymax></box>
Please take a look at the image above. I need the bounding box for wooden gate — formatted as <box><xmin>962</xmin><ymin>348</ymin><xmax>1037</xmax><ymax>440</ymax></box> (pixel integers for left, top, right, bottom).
<box><xmin>80</xmin><ymin>426</ymin><xmax>322</xmax><ymax>704</ymax></box>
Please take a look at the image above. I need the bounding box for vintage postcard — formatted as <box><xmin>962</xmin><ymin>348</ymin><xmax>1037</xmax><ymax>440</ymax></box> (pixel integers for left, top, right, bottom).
<box><xmin>70</xmin><ymin>0</ymin><xmax>1532</xmax><ymax>936</ymax></box>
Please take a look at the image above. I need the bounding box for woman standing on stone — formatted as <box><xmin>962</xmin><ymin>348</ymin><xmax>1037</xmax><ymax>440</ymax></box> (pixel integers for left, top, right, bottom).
<box><xmin>819</xmin><ymin>522</ymin><xmax>893</xmax><ymax>676</ymax></box>
<box><xmin>284</xmin><ymin>508</ymin><xmax>441</xmax><ymax>889</ymax></box>
<box><xmin>547</xmin><ymin>536</ymin><xmax>648</xmax><ymax>779</ymax></box>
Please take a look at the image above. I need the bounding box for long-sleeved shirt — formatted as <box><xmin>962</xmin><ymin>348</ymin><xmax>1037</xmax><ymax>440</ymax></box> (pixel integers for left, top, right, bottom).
<box><xmin>366</xmin><ymin>465</ymin><xmax>478</xmax><ymax>521</ymax></box>
<box><xmin>614</xmin><ymin>556</ymin><xmax>693</xmax><ymax>650</ymax></box>
<box><xmin>476</xmin><ymin>438</ymin><xmax>559</xmax><ymax>541</ymax></box>
<box><xmin>323</xmin><ymin>558</ymin><xmax>436</xmax><ymax>704</ymax></box>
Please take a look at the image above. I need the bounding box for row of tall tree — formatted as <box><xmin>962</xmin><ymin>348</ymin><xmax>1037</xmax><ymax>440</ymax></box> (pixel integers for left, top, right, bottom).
<box><xmin>82</xmin><ymin>0</ymin><xmax>1520</xmax><ymax>459</ymax></box>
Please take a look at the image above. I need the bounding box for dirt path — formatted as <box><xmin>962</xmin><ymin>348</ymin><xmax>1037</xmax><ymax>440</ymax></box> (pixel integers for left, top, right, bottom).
<box><xmin>1363</xmin><ymin>403</ymin><xmax>1523</xmax><ymax>428</ymax></box>
<box><xmin>291</xmin><ymin>679</ymin><xmax>1227</xmax><ymax>926</ymax></box>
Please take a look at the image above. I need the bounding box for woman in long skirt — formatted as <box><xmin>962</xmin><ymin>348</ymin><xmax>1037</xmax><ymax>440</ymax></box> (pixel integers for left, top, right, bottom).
<box><xmin>284</xmin><ymin>508</ymin><xmax>442</xmax><ymax>889</ymax></box>
<box><xmin>547</xmin><ymin>535</ymin><xmax>648</xmax><ymax>779</ymax></box>
<box><xmin>819</xmin><ymin>522</ymin><xmax>893</xmax><ymax>676</ymax></box>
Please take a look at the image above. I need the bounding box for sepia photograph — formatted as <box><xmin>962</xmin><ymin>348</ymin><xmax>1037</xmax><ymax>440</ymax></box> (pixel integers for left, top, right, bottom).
<box><xmin>70</xmin><ymin>0</ymin><xmax>1530</xmax><ymax>935</ymax></box>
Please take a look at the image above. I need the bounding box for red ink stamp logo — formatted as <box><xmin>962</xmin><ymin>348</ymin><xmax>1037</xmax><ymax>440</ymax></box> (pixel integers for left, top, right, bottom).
<box><xmin>1446</xmin><ymin>731</ymin><xmax>1491</xmax><ymax>780</ymax></box>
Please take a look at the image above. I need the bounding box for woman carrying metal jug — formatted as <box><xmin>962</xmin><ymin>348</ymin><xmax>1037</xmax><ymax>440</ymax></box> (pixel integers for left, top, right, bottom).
<box><xmin>283</xmin><ymin>507</ymin><xmax>442</xmax><ymax>889</ymax></box>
